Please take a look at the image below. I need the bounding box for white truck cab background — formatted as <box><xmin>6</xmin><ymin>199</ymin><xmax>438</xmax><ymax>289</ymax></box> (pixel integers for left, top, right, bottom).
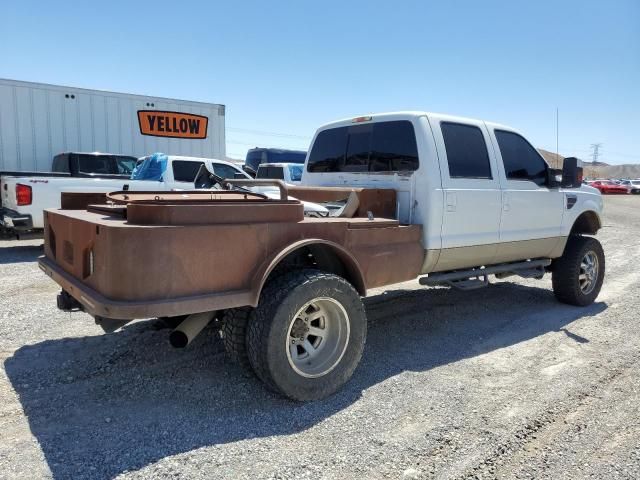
<box><xmin>301</xmin><ymin>112</ymin><xmax>603</xmax><ymax>274</ymax></box>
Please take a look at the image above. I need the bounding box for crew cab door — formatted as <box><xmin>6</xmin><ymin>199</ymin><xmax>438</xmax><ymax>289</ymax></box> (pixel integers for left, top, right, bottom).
<box><xmin>428</xmin><ymin>116</ymin><xmax>502</xmax><ymax>270</ymax></box>
<box><xmin>488</xmin><ymin>127</ymin><xmax>564</xmax><ymax>259</ymax></box>
<box><xmin>167</xmin><ymin>159</ymin><xmax>206</xmax><ymax>188</ymax></box>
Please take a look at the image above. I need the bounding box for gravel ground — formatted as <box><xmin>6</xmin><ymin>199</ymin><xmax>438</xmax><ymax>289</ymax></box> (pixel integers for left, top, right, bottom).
<box><xmin>0</xmin><ymin>195</ymin><xmax>639</xmax><ymax>479</ymax></box>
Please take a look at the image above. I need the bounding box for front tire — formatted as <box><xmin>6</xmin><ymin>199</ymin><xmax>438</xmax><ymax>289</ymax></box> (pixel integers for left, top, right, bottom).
<box><xmin>552</xmin><ymin>236</ymin><xmax>605</xmax><ymax>306</ymax></box>
<box><xmin>247</xmin><ymin>269</ymin><xmax>367</xmax><ymax>401</ymax></box>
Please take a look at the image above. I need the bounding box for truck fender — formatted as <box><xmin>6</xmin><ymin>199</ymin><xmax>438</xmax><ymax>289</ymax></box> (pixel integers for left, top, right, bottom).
<box><xmin>250</xmin><ymin>239</ymin><xmax>367</xmax><ymax>306</ymax></box>
<box><xmin>568</xmin><ymin>209</ymin><xmax>602</xmax><ymax>236</ymax></box>
<box><xmin>563</xmin><ymin>196</ymin><xmax>602</xmax><ymax>236</ymax></box>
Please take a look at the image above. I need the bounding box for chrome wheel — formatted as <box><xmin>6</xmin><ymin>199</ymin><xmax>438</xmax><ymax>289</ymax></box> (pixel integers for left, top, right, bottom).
<box><xmin>286</xmin><ymin>297</ymin><xmax>350</xmax><ymax>378</ymax></box>
<box><xmin>579</xmin><ymin>251</ymin><xmax>599</xmax><ymax>294</ymax></box>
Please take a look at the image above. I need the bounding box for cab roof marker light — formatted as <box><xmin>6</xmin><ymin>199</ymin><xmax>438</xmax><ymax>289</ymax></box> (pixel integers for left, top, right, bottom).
<box><xmin>352</xmin><ymin>116</ymin><xmax>372</xmax><ymax>123</ymax></box>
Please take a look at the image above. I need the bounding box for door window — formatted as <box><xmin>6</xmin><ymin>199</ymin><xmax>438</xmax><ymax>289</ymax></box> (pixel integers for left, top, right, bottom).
<box><xmin>495</xmin><ymin>130</ymin><xmax>548</xmax><ymax>186</ymax></box>
<box><xmin>172</xmin><ymin>160</ymin><xmax>205</xmax><ymax>182</ymax></box>
<box><xmin>211</xmin><ymin>163</ymin><xmax>241</xmax><ymax>179</ymax></box>
<box><xmin>441</xmin><ymin>122</ymin><xmax>492</xmax><ymax>179</ymax></box>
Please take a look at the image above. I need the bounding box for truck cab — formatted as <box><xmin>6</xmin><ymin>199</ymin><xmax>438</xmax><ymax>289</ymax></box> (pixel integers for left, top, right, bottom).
<box><xmin>302</xmin><ymin>112</ymin><xmax>602</xmax><ymax>273</ymax></box>
<box><xmin>243</xmin><ymin>148</ymin><xmax>307</xmax><ymax>177</ymax></box>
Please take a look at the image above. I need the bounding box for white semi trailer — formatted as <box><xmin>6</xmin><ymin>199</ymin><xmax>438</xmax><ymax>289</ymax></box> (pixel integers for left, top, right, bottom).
<box><xmin>0</xmin><ymin>78</ymin><xmax>226</xmax><ymax>172</ymax></box>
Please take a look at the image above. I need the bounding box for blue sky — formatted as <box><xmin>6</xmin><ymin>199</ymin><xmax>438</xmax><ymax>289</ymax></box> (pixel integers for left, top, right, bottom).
<box><xmin>1</xmin><ymin>0</ymin><xmax>638</xmax><ymax>164</ymax></box>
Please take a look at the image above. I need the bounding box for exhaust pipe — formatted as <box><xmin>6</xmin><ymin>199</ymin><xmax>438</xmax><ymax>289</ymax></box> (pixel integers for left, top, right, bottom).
<box><xmin>169</xmin><ymin>312</ymin><xmax>215</xmax><ymax>348</ymax></box>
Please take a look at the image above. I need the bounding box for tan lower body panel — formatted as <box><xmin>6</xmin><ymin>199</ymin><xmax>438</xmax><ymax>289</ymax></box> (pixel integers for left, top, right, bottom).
<box><xmin>427</xmin><ymin>236</ymin><xmax>567</xmax><ymax>273</ymax></box>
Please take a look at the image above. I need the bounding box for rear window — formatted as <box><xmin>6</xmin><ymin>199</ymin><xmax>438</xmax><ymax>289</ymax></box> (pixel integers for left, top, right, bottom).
<box><xmin>268</xmin><ymin>151</ymin><xmax>306</xmax><ymax>164</ymax></box>
<box><xmin>307</xmin><ymin>120</ymin><xmax>419</xmax><ymax>173</ymax></box>
<box><xmin>257</xmin><ymin>166</ymin><xmax>285</xmax><ymax>180</ymax></box>
<box><xmin>245</xmin><ymin>149</ymin><xmax>306</xmax><ymax>172</ymax></box>
<box><xmin>172</xmin><ymin>160</ymin><xmax>205</xmax><ymax>182</ymax></box>
<box><xmin>77</xmin><ymin>154</ymin><xmax>115</xmax><ymax>174</ymax></box>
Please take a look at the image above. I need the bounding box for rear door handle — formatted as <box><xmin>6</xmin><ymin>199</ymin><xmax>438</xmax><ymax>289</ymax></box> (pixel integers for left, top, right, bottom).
<box><xmin>446</xmin><ymin>192</ymin><xmax>456</xmax><ymax>212</ymax></box>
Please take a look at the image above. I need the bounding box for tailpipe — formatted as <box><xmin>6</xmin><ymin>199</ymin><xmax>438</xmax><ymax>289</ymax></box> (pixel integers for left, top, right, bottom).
<box><xmin>169</xmin><ymin>311</ymin><xmax>215</xmax><ymax>348</ymax></box>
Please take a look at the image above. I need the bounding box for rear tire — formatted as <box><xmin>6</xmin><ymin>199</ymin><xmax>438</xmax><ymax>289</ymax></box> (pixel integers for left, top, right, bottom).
<box><xmin>247</xmin><ymin>269</ymin><xmax>367</xmax><ymax>401</ymax></box>
<box><xmin>552</xmin><ymin>236</ymin><xmax>605</xmax><ymax>306</ymax></box>
<box><xmin>221</xmin><ymin>308</ymin><xmax>254</xmax><ymax>372</ymax></box>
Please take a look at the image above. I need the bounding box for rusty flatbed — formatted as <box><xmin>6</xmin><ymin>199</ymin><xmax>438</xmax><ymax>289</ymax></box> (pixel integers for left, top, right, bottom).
<box><xmin>39</xmin><ymin>188</ymin><xmax>424</xmax><ymax>320</ymax></box>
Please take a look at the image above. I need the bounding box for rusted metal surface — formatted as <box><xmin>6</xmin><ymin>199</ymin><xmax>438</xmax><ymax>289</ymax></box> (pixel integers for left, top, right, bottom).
<box><xmin>106</xmin><ymin>190</ymin><xmax>268</xmax><ymax>204</ymax></box>
<box><xmin>40</xmin><ymin>187</ymin><xmax>424</xmax><ymax>320</ymax></box>
<box><xmin>287</xmin><ymin>186</ymin><xmax>397</xmax><ymax>218</ymax></box>
<box><xmin>61</xmin><ymin>192</ymin><xmax>109</xmax><ymax>210</ymax></box>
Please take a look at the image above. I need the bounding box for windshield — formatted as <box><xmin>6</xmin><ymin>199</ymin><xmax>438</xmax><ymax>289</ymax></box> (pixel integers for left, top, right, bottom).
<box><xmin>115</xmin><ymin>156</ymin><xmax>138</xmax><ymax>175</ymax></box>
<box><xmin>130</xmin><ymin>153</ymin><xmax>168</xmax><ymax>181</ymax></box>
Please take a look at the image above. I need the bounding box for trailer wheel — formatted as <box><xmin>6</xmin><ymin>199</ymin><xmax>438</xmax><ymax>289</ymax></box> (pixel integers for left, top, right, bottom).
<box><xmin>552</xmin><ymin>235</ymin><xmax>605</xmax><ymax>306</ymax></box>
<box><xmin>221</xmin><ymin>308</ymin><xmax>254</xmax><ymax>372</ymax></box>
<box><xmin>247</xmin><ymin>269</ymin><xmax>366</xmax><ymax>401</ymax></box>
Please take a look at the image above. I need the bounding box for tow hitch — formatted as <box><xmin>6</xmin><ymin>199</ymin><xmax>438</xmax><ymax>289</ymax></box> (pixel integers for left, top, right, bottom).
<box><xmin>57</xmin><ymin>290</ymin><xmax>83</xmax><ymax>312</ymax></box>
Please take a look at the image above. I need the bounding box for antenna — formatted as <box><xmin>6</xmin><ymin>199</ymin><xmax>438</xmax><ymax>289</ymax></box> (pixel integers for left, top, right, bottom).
<box><xmin>556</xmin><ymin>107</ymin><xmax>562</xmax><ymax>168</ymax></box>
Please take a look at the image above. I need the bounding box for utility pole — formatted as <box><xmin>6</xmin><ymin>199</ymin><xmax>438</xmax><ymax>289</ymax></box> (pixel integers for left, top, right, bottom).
<box><xmin>590</xmin><ymin>143</ymin><xmax>602</xmax><ymax>164</ymax></box>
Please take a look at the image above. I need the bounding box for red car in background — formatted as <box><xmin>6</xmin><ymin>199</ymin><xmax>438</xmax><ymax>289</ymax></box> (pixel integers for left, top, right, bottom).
<box><xmin>590</xmin><ymin>180</ymin><xmax>629</xmax><ymax>194</ymax></box>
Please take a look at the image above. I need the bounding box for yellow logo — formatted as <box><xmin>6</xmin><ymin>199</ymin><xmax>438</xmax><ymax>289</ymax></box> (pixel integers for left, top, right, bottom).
<box><xmin>138</xmin><ymin>111</ymin><xmax>208</xmax><ymax>139</ymax></box>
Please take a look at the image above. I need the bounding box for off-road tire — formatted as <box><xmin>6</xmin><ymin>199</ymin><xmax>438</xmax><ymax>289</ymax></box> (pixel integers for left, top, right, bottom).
<box><xmin>552</xmin><ymin>235</ymin><xmax>605</xmax><ymax>306</ymax></box>
<box><xmin>221</xmin><ymin>308</ymin><xmax>254</xmax><ymax>372</ymax></box>
<box><xmin>246</xmin><ymin>269</ymin><xmax>367</xmax><ymax>401</ymax></box>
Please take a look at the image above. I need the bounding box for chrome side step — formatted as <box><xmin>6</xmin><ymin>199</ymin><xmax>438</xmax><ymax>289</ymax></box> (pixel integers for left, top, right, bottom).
<box><xmin>419</xmin><ymin>259</ymin><xmax>551</xmax><ymax>290</ymax></box>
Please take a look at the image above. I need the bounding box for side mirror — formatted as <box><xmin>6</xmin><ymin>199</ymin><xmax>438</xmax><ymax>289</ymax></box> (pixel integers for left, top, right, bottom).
<box><xmin>561</xmin><ymin>157</ymin><xmax>583</xmax><ymax>188</ymax></box>
<box><xmin>547</xmin><ymin>168</ymin><xmax>562</xmax><ymax>188</ymax></box>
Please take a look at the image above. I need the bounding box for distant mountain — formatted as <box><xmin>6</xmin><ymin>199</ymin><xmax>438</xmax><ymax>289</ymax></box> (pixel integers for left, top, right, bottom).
<box><xmin>537</xmin><ymin>149</ymin><xmax>639</xmax><ymax>179</ymax></box>
<box><xmin>585</xmin><ymin>164</ymin><xmax>640</xmax><ymax>179</ymax></box>
<box><xmin>537</xmin><ymin>149</ymin><xmax>565</xmax><ymax>169</ymax></box>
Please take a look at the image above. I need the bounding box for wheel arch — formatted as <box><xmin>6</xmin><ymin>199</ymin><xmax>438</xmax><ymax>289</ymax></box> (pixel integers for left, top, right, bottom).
<box><xmin>251</xmin><ymin>239</ymin><xmax>367</xmax><ymax>305</ymax></box>
<box><xmin>570</xmin><ymin>210</ymin><xmax>602</xmax><ymax>236</ymax></box>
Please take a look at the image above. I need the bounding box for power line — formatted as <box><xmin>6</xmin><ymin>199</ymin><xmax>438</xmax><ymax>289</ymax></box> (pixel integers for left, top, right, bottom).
<box><xmin>227</xmin><ymin>139</ymin><xmax>308</xmax><ymax>148</ymax></box>
<box><xmin>227</xmin><ymin>127</ymin><xmax>311</xmax><ymax>140</ymax></box>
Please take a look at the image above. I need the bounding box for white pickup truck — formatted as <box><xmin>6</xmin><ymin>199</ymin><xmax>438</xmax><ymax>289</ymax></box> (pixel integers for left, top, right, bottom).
<box><xmin>256</xmin><ymin>162</ymin><xmax>304</xmax><ymax>184</ymax></box>
<box><xmin>41</xmin><ymin>111</ymin><xmax>605</xmax><ymax>401</ymax></box>
<box><xmin>0</xmin><ymin>155</ymin><xmax>249</xmax><ymax>235</ymax></box>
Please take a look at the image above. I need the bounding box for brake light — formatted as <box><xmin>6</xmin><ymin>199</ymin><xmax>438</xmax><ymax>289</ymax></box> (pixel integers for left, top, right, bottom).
<box><xmin>352</xmin><ymin>116</ymin><xmax>372</xmax><ymax>123</ymax></box>
<box><xmin>16</xmin><ymin>184</ymin><xmax>32</xmax><ymax>206</ymax></box>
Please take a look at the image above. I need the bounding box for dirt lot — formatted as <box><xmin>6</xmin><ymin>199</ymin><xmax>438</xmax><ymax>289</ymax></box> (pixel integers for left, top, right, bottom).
<box><xmin>0</xmin><ymin>195</ymin><xmax>639</xmax><ymax>480</ymax></box>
